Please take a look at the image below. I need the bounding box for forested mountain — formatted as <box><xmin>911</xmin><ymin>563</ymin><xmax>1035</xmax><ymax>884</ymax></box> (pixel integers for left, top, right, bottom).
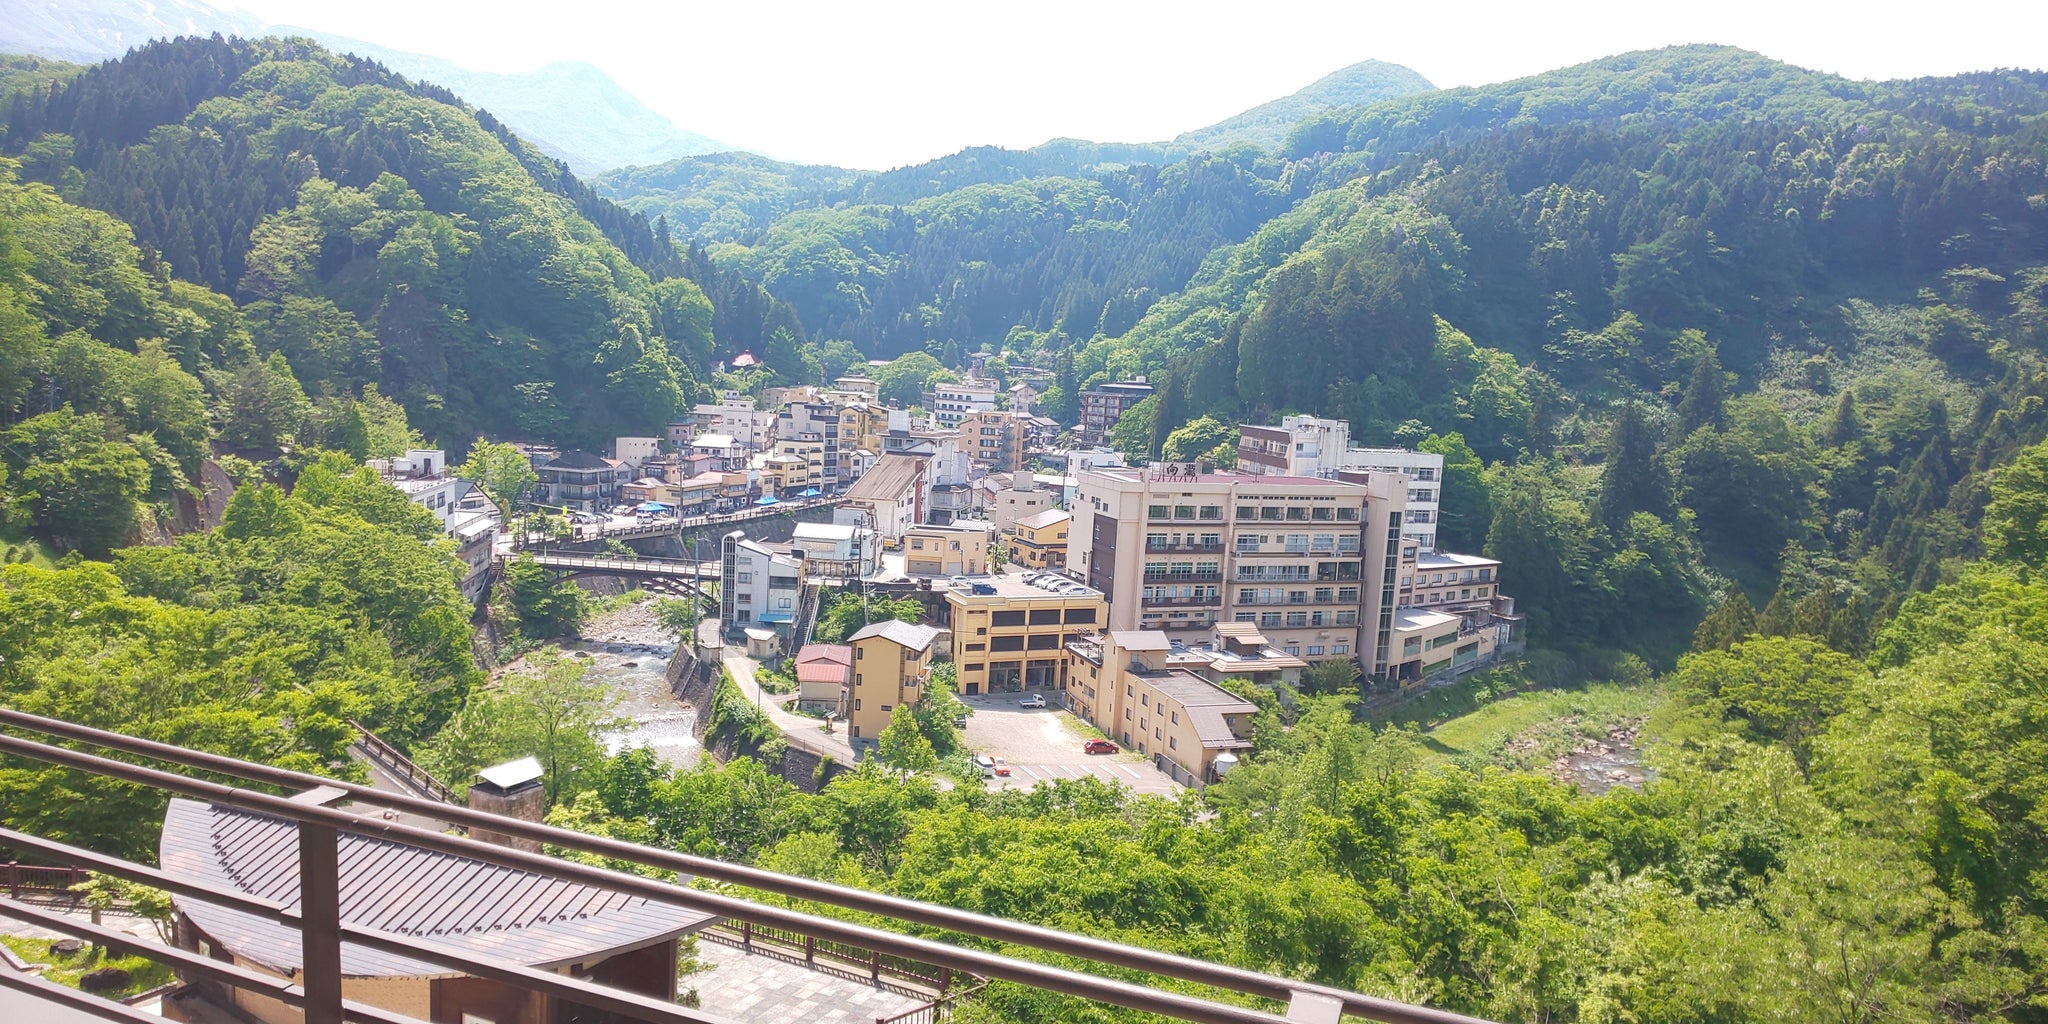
<box><xmin>1171</xmin><ymin>59</ymin><xmax>1435</xmax><ymax>152</ymax></box>
<box><xmin>267</xmin><ymin>31</ymin><xmax>732</xmax><ymax>176</ymax></box>
<box><xmin>0</xmin><ymin>0</ymin><xmax>732</xmax><ymax>176</ymax></box>
<box><xmin>0</xmin><ymin>35</ymin><xmax>804</xmax><ymax>451</ymax></box>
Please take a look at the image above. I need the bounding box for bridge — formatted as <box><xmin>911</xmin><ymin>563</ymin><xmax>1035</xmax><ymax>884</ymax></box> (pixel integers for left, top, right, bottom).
<box><xmin>569</xmin><ymin>494</ymin><xmax>844</xmax><ymax>543</ymax></box>
<box><xmin>512</xmin><ymin>551</ymin><xmax>722</xmax><ymax>602</ymax></box>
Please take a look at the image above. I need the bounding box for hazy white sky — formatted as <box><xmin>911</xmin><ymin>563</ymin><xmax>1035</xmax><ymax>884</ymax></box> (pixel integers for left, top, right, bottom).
<box><xmin>233</xmin><ymin>0</ymin><xmax>2048</xmax><ymax>170</ymax></box>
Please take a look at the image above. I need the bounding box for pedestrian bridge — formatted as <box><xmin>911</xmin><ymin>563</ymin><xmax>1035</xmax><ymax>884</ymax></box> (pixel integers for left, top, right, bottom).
<box><xmin>512</xmin><ymin>551</ymin><xmax>720</xmax><ymax>601</ymax></box>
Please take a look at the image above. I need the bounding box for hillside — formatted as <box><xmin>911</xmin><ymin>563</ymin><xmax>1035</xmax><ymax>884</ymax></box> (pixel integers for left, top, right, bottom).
<box><xmin>0</xmin><ymin>0</ymin><xmax>731</xmax><ymax>176</ymax></box>
<box><xmin>0</xmin><ymin>36</ymin><xmax>808</xmax><ymax>450</ymax></box>
<box><xmin>276</xmin><ymin>30</ymin><xmax>733</xmax><ymax>176</ymax></box>
<box><xmin>1171</xmin><ymin>59</ymin><xmax>1435</xmax><ymax>151</ymax></box>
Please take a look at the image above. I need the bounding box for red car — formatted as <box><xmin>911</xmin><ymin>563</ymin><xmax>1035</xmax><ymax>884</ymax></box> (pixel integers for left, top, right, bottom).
<box><xmin>1084</xmin><ymin>739</ymin><xmax>1119</xmax><ymax>755</ymax></box>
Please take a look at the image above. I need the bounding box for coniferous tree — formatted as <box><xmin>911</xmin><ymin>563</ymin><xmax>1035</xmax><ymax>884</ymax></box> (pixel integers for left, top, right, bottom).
<box><xmin>1676</xmin><ymin>350</ymin><xmax>1727</xmax><ymax>435</ymax></box>
<box><xmin>1755</xmin><ymin>586</ymin><xmax>1795</xmax><ymax>636</ymax></box>
<box><xmin>1823</xmin><ymin>389</ymin><xmax>1863</xmax><ymax>446</ymax></box>
<box><xmin>1594</xmin><ymin>402</ymin><xmax>1670</xmax><ymax>532</ymax></box>
<box><xmin>1691</xmin><ymin>589</ymin><xmax>1757</xmax><ymax>652</ymax></box>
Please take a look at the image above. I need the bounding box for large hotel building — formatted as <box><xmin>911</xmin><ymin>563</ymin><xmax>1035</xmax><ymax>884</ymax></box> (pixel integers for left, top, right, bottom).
<box><xmin>1068</xmin><ymin>464</ymin><xmax>1410</xmax><ymax>672</ymax></box>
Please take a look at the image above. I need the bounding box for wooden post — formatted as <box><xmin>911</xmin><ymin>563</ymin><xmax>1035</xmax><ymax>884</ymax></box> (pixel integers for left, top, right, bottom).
<box><xmin>741</xmin><ymin>919</ymin><xmax>752</xmax><ymax>952</ymax></box>
<box><xmin>871</xmin><ymin>948</ymin><xmax>881</xmax><ymax>982</ymax></box>
<box><xmin>8</xmin><ymin>861</ymin><xmax>17</xmax><ymax>899</ymax></box>
<box><xmin>805</xmin><ymin>934</ymin><xmax>816</xmax><ymax>964</ymax></box>
<box><xmin>940</xmin><ymin>966</ymin><xmax>951</xmax><ymax>994</ymax></box>
<box><xmin>296</xmin><ymin>822</ymin><xmax>343</xmax><ymax>1024</ymax></box>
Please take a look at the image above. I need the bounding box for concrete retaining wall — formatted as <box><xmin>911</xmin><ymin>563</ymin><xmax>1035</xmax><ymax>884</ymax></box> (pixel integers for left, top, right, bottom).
<box><xmin>663</xmin><ymin>643</ymin><xmax>849</xmax><ymax>794</ymax></box>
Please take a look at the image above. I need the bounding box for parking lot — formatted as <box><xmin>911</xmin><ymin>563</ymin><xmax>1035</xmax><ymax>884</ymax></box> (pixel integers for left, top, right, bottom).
<box><xmin>957</xmin><ymin>692</ymin><xmax>1182</xmax><ymax>797</ymax></box>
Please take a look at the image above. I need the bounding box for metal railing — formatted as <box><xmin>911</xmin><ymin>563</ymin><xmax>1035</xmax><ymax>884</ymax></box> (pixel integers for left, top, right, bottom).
<box><xmin>700</xmin><ymin>918</ymin><xmax>958</xmax><ymax>1000</ymax></box>
<box><xmin>347</xmin><ymin>721</ymin><xmax>457</xmax><ymax>805</ymax></box>
<box><xmin>0</xmin><ymin>707</ymin><xmax>1494</xmax><ymax>1024</ymax></box>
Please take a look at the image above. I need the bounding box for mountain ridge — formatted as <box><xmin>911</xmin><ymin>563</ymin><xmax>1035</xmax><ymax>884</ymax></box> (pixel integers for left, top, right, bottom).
<box><xmin>0</xmin><ymin>0</ymin><xmax>732</xmax><ymax>176</ymax></box>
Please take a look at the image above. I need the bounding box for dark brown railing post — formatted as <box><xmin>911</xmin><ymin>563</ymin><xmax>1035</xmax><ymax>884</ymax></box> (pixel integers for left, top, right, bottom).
<box><xmin>7</xmin><ymin>861</ymin><xmax>16</xmax><ymax>898</ymax></box>
<box><xmin>296</xmin><ymin>822</ymin><xmax>343</xmax><ymax>1024</ymax></box>
<box><xmin>940</xmin><ymin>966</ymin><xmax>951</xmax><ymax>994</ymax></box>
<box><xmin>805</xmin><ymin>934</ymin><xmax>816</xmax><ymax>964</ymax></box>
<box><xmin>741</xmin><ymin>919</ymin><xmax>752</xmax><ymax>951</ymax></box>
<box><xmin>871</xmin><ymin>948</ymin><xmax>882</xmax><ymax>982</ymax></box>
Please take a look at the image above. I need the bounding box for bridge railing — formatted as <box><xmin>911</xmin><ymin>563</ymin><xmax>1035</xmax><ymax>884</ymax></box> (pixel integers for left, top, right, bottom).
<box><xmin>0</xmin><ymin>707</ymin><xmax>1495</xmax><ymax>1024</ymax></box>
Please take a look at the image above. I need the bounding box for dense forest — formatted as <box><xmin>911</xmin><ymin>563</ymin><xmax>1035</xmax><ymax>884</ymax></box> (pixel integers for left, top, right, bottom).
<box><xmin>0</xmin><ymin>35</ymin><xmax>804</xmax><ymax>450</ymax></box>
<box><xmin>2</xmin><ymin>33</ymin><xmax>2048</xmax><ymax>1024</ymax></box>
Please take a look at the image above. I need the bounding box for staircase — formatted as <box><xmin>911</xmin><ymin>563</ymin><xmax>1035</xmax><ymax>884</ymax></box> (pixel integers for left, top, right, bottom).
<box><xmin>791</xmin><ymin>581</ymin><xmax>825</xmax><ymax>648</ymax></box>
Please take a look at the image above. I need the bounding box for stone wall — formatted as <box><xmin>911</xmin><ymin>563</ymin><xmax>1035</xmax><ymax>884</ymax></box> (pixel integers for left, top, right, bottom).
<box><xmin>663</xmin><ymin>643</ymin><xmax>849</xmax><ymax>794</ymax></box>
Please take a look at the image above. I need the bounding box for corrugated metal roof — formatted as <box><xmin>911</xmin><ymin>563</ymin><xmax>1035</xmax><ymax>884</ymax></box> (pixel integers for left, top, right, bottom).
<box><xmin>160</xmin><ymin>799</ymin><xmax>713</xmax><ymax>978</ymax></box>
<box><xmin>848</xmin><ymin>620</ymin><xmax>941</xmax><ymax>652</ymax></box>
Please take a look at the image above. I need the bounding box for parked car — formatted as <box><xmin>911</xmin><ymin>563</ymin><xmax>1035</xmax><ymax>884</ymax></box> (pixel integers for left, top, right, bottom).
<box><xmin>990</xmin><ymin>756</ymin><xmax>1011</xmax><ymax>777</ymax></box>
<box><xmin>1019</xmin><ymin>694</ymin><xmax>1047</xmax><ymax>709</ymax></box>
<box><xmin>973</xmin><ymin>754</ymin><xmax>1011</xmax><ymax>778</ymax></box>
<box><xmin>1084</xmin><ymin>739</ymin><xmax>1118</xmax><ymax>755</ymax></box>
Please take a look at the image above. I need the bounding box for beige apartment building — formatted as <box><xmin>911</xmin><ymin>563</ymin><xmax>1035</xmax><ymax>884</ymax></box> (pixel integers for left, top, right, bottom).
<box><xmin>957</xmin><ymin>409</ymin><xmax>1027</xmax><ymax>472</ymax></box>
<box><xmin>1010</xmin><ymin>509</ymin><xmax>1070</xmax><ymax>570</ymax></box>
<box><xmin>903</xmin><ymin>523</ymin><xmax>991</xmax><ymax>576</ymax></box>
<box><xmin>942</xmin><ymin>575</ymin><xmax>1105</xmax><ymax>694</ymax></box>
<box><xmin>1065</xmin><ymin>630</ymin><xmax>1256</xmax><ymax>784</ymax></box>
<box><xmin>845</xmin><ymin>620</ymin><xmax>942</xmax><ymax>746</ymax></box>
<box><xmin>1067</xmin><ymin>465</ymin><xmax>1408</xmax><ymax>672</ymax></box>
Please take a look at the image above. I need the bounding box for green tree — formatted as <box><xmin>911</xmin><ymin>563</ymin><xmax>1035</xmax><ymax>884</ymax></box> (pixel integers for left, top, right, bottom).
<box><xmin>875</xmin><ymin>704</ymin><xmax>940</xmax><ymax>773</ymax></box>
<box><xmin>422</xmin><ymin>648</ymin><xmax>622</xmax><ymax>806</ymax></box>
<box><xmin>1676</xmin><ymin>349</ymin><xmax>1728</xmax><ymax>435</ymax></box>
<box><xmin>456</xmin><ymin>438</ymin><xmax>539</xmax><ymax>526</ymax></box>
<box><xmin>1420</xmin><ymin>432</ymin><xmax>1491</xmax><ymax>552</ymax></box>
<box><xmin>1667</xmin><ymin>635</ymin><xmax>1868</xmax><ymax>764</ymax></box>
<box><xmin>1</xmin><ymin>409</ymin><xmax>150</xmax><ymax>556</ymax></box>
<box><xmin>1692</xmin><ymin>589</ymin><xmax>1758</xmax><ymax>652</ymax></box>
<box><xmin>504</xmin><ymin>554</ymin><xmax>591</xmax><ymax>640</ymax></box>
<box><xmin>1159</xmin><ymin>415</ymin><xmax>1236</xmax><ymax>463</ymax></box>
<box><xmin>1107</xmin><ymin>394</ymin><xmax>1161</xmax><ymax>460</ymax></box>
<box><xmin>1594</xmin><ymin>402</ymin><xmax>1670</xmax><ymax>532</ymax></box>
<box><xmin>208</xmin><ymin>352</ymin><xmax>310</xmax><ymax>451</ymax></box>
<box><xmin>1982</xmin><ymin>438</ymin><xmax>2048</xmax><ymax>567</ymax></box>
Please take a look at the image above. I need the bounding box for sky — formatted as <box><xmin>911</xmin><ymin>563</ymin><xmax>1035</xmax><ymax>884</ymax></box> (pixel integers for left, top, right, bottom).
<box><xmin>231</xmin><ymin>0</ymin><xmax>2048</xmax><ymax>170</ymax></box>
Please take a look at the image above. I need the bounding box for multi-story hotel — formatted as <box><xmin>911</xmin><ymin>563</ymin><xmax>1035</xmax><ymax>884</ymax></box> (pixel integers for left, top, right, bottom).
<box><xmin>845</xmin><ymin>620</ymin><xmax>941</xmax><ymax>747</ymax></box>
<box><xmin>940</xmin><ymin>574</ymin><xmax>1105</xmax><ymax>695</ymax></box>
<box><xmin>1236</xmin><ymin>414</ymin><xmax>1443</xmax><ymax>550</ymax></box>
<box><xmin>931</xmin><ymin>379</ymin><xmax>997</xmax><ymax>429</ymax></box>
<box><xmin>1068</xmin><ymin>465</ymin><xmax>1409</xmax><ymax>672</ymax></box>
<box><xmin>956</xmin><ymin>409</ymin><xmax>1027</xmax><ymax>472</ymax></box>
<box><xmin>1075</xmin><ymin>377</ymin><xmax>1154</xmax><ymax>445</ymax></box>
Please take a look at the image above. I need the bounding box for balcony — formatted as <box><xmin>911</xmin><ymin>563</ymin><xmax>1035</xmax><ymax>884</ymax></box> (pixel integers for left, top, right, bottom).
<box><xmin>1143</xmin><ymin>593</ymin><xmax>1223</xmax><ymax>607</ymax></box>
<box><xmin>1143</xmin><ymin>570</ymin><xmax>1222</xmax><ymax>583</ymax></box>
<box><xmin>1144</xmin><ymin>541</ymin><xmax>1224</xmax><ymax>554</ymax></box>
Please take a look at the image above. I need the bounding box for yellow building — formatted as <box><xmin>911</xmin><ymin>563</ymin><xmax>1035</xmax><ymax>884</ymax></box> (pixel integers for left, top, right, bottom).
<box><xmin>774</xmin><ymin>433</ymin><xmax>827</xmax><ymax>488</ymax></box>
<box><xmin>956</xmin><ymin>410</ymin><xmax>1026</xmax><ymax>472</ymax></box>
<box><xmin>943</xmin><ymin>575</ymin><xmax>1105</xmax><ymax>695</ymax></box>
<box><xmin>846</xmin><ymin>620</ymin><xmax>942</xmax><ymax>746</ymax></box>
<box><xmin>1065</xmin><ymin>630</ymin><xmax>1256</xmax><ymax>785</ymax></box>
<box><xmin>1010</xmin><ymin>509</ymin><xmax>1070</xmax><ymax>569</ymax></box>
<box><xmin>751</xmin><ymin>451</ymin><xmax>813</xmax><ymax>495</ymax></box>
<box><xmin>904</xmin><ymin>523</ymin><xmax>991</xmax><ymax>576</ymax></box>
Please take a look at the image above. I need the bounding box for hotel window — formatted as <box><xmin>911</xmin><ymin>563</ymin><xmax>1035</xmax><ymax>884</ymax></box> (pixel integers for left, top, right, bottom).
<box><xmin>1312</xmin><ymin>506</ymin><xmax>1334</xmax><ymax>521</ymax></box>
<box><xmin>1306</xmin><ymin>645</ymin><xmax>1325</xmax><ymax>656</ymax></box>
<box><xmin>1286</xmin><ymin>611</ymin><xmax>1308</xmax><ymax>627</ymax></box>
<box><xmin>1334</xmin><ymin>643</ymin><xmax>1349</xmax><ymax>654</ymax></box>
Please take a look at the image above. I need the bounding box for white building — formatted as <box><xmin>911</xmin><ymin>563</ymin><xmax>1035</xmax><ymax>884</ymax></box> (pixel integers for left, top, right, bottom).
<box><xmin>1340</xmin><ymin>449</ymin><xmax>1443</xmax><ymax>551</ymax></box>
<box><xmin>1236</xmin><ymin>416</ymin><xmax>1444</xmax><ymax>550</ymax></box>
<box><xmin>720</xmin><ymin>531</ymin><xmax>805</xmax><ymax>636</ymax></box>
<box><xmin>613</xmin><ymin>437</ymin><xmax>663</xmax><ymax>471</ymax></box>
<box><xmin>791</xmin><ymin>521</ymin><xmax>881</xmax><ymax>578</ymax></box>
<box><xmin>931</xmin><ymin>379</ymin><xmax>997</xmax><ymax>429</ymax></box>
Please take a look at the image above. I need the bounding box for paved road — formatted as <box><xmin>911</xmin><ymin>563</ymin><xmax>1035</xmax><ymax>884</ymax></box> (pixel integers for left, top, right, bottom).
<box><xmin>959</xmin><ymin>694</ymin><xmax>1182</xmax><ymax>796</ymax></box>
<box><xmin>701</xmin><ymin>620</ymin><xmax>859</xmax><ymax>766</ymax></box>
